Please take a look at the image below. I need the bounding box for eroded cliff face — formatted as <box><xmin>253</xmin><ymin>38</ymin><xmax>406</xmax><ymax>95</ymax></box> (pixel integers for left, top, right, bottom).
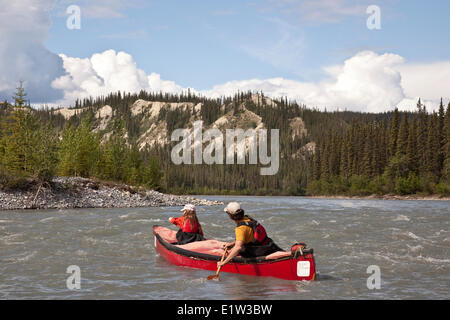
<box><xmin>49</xmin><ymin>93</ymin><xmax>312</xmax><ymax>158</ymax></box>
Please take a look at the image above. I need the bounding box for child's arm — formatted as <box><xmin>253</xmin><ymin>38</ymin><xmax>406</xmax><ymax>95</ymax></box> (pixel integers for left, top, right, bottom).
<box><xmin>169</xmin><ymin>216</ymin><xmax>183</xmax><ymax>228</ymax></box>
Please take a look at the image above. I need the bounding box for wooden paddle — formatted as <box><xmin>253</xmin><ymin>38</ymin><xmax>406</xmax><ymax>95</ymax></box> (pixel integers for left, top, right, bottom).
<box><xmin>207</xmin><ymin>247</ymin><xmax>228</xmax><ymax>280</ymax></box>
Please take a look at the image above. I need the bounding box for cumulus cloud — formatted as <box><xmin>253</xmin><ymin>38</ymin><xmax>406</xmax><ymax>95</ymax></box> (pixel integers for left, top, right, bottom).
<box><xmin>0</xmin><ymin>0</ymin><xmax>65</xmax><ymax>103</ymax></box>
<box><xmin>396</xmin><ymin>61</ymin><xmax>450</xmax><ymax>103</ymax></box>
<box><xmin>202</xmin><ymin>51</ymin><xmax>410</xmax><ymax>113</ymax></box>
<box><xmin>53</xmin><ymin>49</ymin><xmax>449</xmax><ymax>113</ymax></box>
<box><xmin>1</xmin><ymin>1</ymin><xmax>448</xmax><ymax>113</ymax></box>
<box><xmin>52</xmin><ymin>50</ymin><xmax>184</xmax><ymax>105</ymax></box>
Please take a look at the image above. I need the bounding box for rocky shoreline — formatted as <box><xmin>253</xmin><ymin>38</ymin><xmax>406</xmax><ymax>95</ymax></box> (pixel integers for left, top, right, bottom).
<box><xmin>0</xmin><ymin>177</ymin><xmax>223</xmax><ymax>210</ymax></box>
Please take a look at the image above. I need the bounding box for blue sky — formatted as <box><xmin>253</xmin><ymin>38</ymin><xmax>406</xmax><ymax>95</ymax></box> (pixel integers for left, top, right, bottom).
<box><xmin>46</xmin><ymin>0</ymin><xmax>450</xmax><ymax>89</ymax></box>
<box><xmin>1</xmin><ymin>0</ymin><xmax>449</xmax><ymax>111</ymax></box>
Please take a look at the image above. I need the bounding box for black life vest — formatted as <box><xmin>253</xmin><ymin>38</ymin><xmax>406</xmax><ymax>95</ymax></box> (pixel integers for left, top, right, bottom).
<box><xmin>236</xmin><ymin>215</ymin><xmax>269</xmax><ymax>245</ymax></box>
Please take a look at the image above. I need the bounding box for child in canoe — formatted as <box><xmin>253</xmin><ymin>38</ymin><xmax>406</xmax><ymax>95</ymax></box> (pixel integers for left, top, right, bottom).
<box><xmin>169</xmin><ymin>204</ymin><xmax>206</xmax><ymax>245</ymax></box>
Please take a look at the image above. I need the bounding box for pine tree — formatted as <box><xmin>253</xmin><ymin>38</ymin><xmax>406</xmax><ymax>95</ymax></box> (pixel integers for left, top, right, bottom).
<box><xmin>58</xmin><ymin>116</ymin><xmax>100</xmax><ymax>178</ymax></box>
<box><xmin>13</xmin><ymin>81</ymin><xmax>27</xmax><ymax>109</ymax></box>
<box><xmin>396</xmin><ymin>115</ymin><xmax>409</xmax><ymax>156</ymax></box>
<box><xmin>75</xmin><ymin>116</ymin><xmax>100</xmax><ymax>178</ymax></box>
<box><xmin>125</xmin><ymin>143</ymin><xmax>143</xmax><ymax>185</ymax></box>
<box><xmin>312</xmin><ymin>142</ymin><xmax>321</xmax><ymax>180</ymax></box>
<box><xmin>0</xmin><ymin>83</ymin><xmax>38</xmax><ymax>176</ymax></box>
<box><xmin>362</xmin><ymin>124</ymin><xmax>374</xmax><ymax>178</ymax></box>
<box><xmin>143</xmin><ymin>156</ymin><xmax>162</xmax><ymax>190</ymax></box>
<box><xmin>389</xmin><ymin>108</ymin><xmax>400</xmax><ymax>158</ymax></box>
<box><xmin>425</xmin><ymin>114</ymin><xmax>440</xmax><ymax>179</ymax></box>
<box><xmin>438</xmin><ymin>98</ymin><xmax>445</xmax><ymax>172</ymax></box>
<box><xmin>339</xmin><ymin>134</ymin><xmax>349</xmax><ymax>178</ymax></box>
<box><xmin>371</xmin><ymin>123</ymin><xmax>382</xmax><ymax>176</ymax></box>
<box><xmin>416</xmin><ymin>99</ymin><xmax>428</xmax><ymax>172</ymax></box>
<box><xmin>99</xmin><ymin>132</ymin><xmax>127</xmax><ymax>181</ymax></box>
<box><xmin>406</xmin><ymin>118</ymin><xmax>418</xmax><ymax>173</ymax></box>
<box><xmin>34</xmin><ymin>123</ymin><xmax>58</xmax><ymax>181</ymax></box>
<box><xmin>442</xmin><ymin>103</ymin><xmax>450</xmax><ymax>180</ymax></box>
<box><xmin>320</xmin><ymin>138</ymin><xmax>330</xmax><ymax>181</ymax></box>
<box><xmin>58</xmin><ymin>124</ymin><xmax>77</xmax><ymax>176</ymax></box>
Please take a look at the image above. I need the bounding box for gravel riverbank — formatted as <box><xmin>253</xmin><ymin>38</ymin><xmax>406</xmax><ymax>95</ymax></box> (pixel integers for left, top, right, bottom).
<box><xmin>0</xmin><ymin>177</ymin><xmax>222</xmax><ymax>210</ymax></box>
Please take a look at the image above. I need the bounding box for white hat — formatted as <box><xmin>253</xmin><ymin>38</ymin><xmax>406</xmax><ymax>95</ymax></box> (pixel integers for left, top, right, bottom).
<box><xmin>224</xmin><ymin>202</ymin><xmax>241</xmax><ymax>215</ymax></box>
<box><xmin>181</xmin><ymin>204</ymin><xmax>196</xmax><ymax>212</ymax></box>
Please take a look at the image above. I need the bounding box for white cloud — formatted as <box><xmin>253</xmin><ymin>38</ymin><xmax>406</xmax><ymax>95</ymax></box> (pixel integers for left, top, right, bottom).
<box><xmin>52</xmin><ymin>49</ymin><xmax>449</xmax><ymax>113</ymax></box>
<box><xmin>0</xmin><ymin>0</ymin><xmax>65</xmax><ymax>103</ymax></box>
<box><xmin>202</xmin><ymin>51</ymin><xmax>410</xmax><ymax>113</ymax></box>
<box><xmin>52</xmin><ymin>50</ymin><xmax>184</xmax><ymax>105</ymax></box>
<box><xmin>203</xmin><ymin>51</ymin><xmax>450</xmax><ymax>113</ymax></box>
<box><xmin>396</xmin><ymin>61</ymin><xmax>450</xmax><ymax>103</ymax></box>
<box><xmin>0</xmin><ymin>1</ymin><xmax>448</xmax><ymax>113</ymax></box>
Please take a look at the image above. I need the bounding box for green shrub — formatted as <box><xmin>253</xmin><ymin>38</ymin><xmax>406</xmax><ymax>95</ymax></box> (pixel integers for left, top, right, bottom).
<box><xmin>395</xmin><ymin>173</ymin><xmax>420</xmax><ymax>195</ymax></box>
<box><xmin>436</xmin><ymin>182</ymin><xmax>450</xmax><ymax>197</ymax></box>
<box><xmin>348</xmin><ymin>175</ymin><xmax>371</xmax><ymax>196</ymax></box>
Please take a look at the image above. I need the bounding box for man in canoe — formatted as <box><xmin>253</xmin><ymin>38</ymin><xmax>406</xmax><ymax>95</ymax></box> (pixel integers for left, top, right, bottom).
<box><xmin>217</xmin><ymin>202</ymin><xmax>283</xmax><ymax>267</ymax></box>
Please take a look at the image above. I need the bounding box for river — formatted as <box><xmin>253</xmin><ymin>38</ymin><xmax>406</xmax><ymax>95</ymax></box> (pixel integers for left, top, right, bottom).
<box><xmin>0</xmin><ymin>196</ymin><xmax>449</xmax><ymax>299</ymax></box>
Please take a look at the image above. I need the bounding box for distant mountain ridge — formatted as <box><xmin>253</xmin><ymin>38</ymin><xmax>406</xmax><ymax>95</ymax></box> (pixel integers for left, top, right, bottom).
<box><xmin>3</xmin><ymin>90</ymin><xmax>436</xmax><ymax>196</ymax></box>
<box><xmin>50</xmin><ymin>93</ymin><xmax>311</xmax><ymax>156</ymax></box>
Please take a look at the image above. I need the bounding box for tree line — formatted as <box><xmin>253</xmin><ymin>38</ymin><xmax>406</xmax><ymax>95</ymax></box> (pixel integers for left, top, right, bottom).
<box><xmin>308</xmin><ymin>99</ymin><xmax>450</xmax><ymax>196</ymax></box>
<box><xmin>0</xmin><ymin>83</ymin><xmax>162</xmax><ymax>191</ymax></box>
<box><xmin>1</xmin><ymin>83</ymin><xmax>448</xmax><ymax>196</ymax></box>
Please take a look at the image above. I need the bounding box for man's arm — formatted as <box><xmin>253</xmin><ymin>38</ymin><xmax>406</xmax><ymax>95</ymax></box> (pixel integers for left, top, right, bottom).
<box><xmin>218</xmin><ymin>240</ymin><xmax>243</xmax><ymax>267</ymax></box>
<box><xmin>223</xmin><ymin>240</ymin><xmax>236</xmax><ymax>249</ymax></box>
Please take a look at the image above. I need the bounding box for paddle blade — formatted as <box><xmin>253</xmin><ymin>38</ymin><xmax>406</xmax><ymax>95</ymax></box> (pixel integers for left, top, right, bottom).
<box><xmin>207</xmin><ymin>248</ymin><xmax>227</xmax><ymax>280</ymax></box>
<box><xmin>206</xmin><ymin>275</ymin><xmax>220</xmax><ymax>281</ymax></box>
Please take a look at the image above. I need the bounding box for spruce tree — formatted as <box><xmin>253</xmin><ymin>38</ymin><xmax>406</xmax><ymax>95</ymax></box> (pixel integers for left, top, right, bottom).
<box><xmin>406</xmin><ymin>118</ymin><xmax>418</xmax><ymax>173</ymax></box>
<box><xmin>396</xmin><ymin>115</ymin><xmax>409</xmax><ymax>156</ymax></box>
<box><xmin>416</xmin><ymin>99</ymin><xmax>428</xmax><ymax>172</ymax></box>
<box><xmin>58</xmin><ymin>124</ymin><xmax>77</xmax><ymax>176</ymax></box>
<box><xmin>438</xmin><ymin>98</ymin><xmax>445</xmax><ymax>172</ymax></box>
<box><xmin>389</xmin><ymin>108</ymin><xmax>400</xmax><ymax>158</ymax></box>
<box><xmin>425</xmin><ymin>114</ymin><xmax>440</xmax><ymax>179</ymax></box>
<box><xmin>442</xmin><ymin>103</ymin><xmax>450</xmax><ymax>180</ymax></box>
<box><xmin>13</xmin><ymin>81</ymin><xmax>27</xmax><ymax>109</ymax></box>
<box><xmin>312</xmin><ymin>143</ymin><xmax>321</xmax><ymax>180</ymax></box>
<box><xmin>0</xmin><ymin>83</ymin><xmax>38</xmax><ymax>176</ymax></box>
<box><xmin>340</xmin><ymin>134</ymin><xmax>349</xmax><ymax>178</ymax></box>
<box><xmin>34</xmin><ymin>123</ymin><xmax>58</xmax><ymax>181</ymax></box>
<box><xmin>362</xmin><ymin>125</ymin><xmax>374</xmax><ymax>178</ymax></box>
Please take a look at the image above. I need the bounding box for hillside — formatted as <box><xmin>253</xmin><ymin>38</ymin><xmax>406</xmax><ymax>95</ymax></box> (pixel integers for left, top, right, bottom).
<box><xmin>1</xmin><ymin>90</ymin><xmax>448</xmax><ymax>196</ymax></box>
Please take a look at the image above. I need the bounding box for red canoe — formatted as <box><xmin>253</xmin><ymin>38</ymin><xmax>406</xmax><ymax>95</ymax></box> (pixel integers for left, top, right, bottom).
<box><xmin>153</xmin><ymin>226</ymin><xmax>316</xmax><ymax>281</ymax></box>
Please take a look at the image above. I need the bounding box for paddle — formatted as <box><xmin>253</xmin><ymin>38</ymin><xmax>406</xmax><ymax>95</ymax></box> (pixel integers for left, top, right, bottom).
<box><xmin>207</xmin><ymin>247</ymin><xmax>228</xmax><ymax>280</ymax></box>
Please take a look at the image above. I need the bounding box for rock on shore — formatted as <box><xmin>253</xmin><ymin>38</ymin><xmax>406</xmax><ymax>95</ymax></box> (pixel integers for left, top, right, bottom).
<box><xmin>0</xmin><ymin>177</ymin><xmax>222</xmax><ymax>210</ymax></box>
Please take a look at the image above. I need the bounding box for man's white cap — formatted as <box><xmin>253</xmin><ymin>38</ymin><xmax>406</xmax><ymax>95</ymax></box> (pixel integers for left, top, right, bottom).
<box><xmin>181</xmin><ymin>204</ymin><xmax>196</xmax><ymax>212</ymax></box>
<box><xmin>224</xmin><ymin>202</ymin><xmax>241</xmax><ymax>215</ymax></box>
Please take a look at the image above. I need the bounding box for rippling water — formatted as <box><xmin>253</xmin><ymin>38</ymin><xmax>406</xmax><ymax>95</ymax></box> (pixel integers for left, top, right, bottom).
<box><xmin>1</xmin><ymin>196</ymin><xmax>449</xmax><ymax>299</ymax></box>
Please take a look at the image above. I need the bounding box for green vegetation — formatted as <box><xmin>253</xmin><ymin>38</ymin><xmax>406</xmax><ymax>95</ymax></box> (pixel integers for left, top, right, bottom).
<box><xmin>308</xmin><ymin>100</ymin><xmax>450</xmax><ymax>197</ymax></box>
<box><xmin>0</xmin><ymin>83</ymin><xmax>448</xmax><ymax>197</ymax></box>
<box><xmin>0</xmin><ymin>82</ymin><xmax>58</xmax><ymax>189</ymax></box>
<box><xmin>0</xmin><ymin>84</ymin><xmax>162</xmax><ymax>191</ymax></box>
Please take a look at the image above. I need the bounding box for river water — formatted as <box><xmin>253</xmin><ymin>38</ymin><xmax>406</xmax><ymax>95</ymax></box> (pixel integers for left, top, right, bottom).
<box><xmin>0</xmin><ymin>196</ymin><xmax>449</xmax><ymax>299</ymax></box>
